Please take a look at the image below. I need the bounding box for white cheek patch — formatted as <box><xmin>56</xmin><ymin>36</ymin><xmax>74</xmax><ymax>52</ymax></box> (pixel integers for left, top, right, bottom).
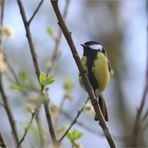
<box><xmin>89</xmin><ymin>44</ymin><xmax>103</xmax><ymax>50</ymax></box>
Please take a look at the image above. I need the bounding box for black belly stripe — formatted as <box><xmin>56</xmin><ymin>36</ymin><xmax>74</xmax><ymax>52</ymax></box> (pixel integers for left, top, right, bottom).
<box><xmin>86</xmin><ymin>53</ymin><xmax>98</xmax><ymax>91</ymax></box>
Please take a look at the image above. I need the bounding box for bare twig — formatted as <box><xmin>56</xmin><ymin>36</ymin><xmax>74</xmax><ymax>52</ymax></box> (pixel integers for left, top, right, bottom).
<box><xmin>28</xmin><ymin>0</ymin><xmax>44</xmax><ymax>26</ymax></box>
<box><xmin>0</xmin><ymin>0</ymin><xmax>20</xmax><ymax>146</ymax></box>
<box><xmin>0</xmin><ymin>132</ymin><xmax>6</xmax><ymax>148</ymax></box>
<box><xmin>17</xmin><ymin>111</ymin><xmax>37</xmax><ymax>148</ymax></box>
<box><xmin>143</xmin><ymin>121</ymin><xmax>148</xmax><ymax>132</ymax></box>
<box><xmin>17</xmin><ymin>0</ymin><xmax>40</xmax><ymax>80</ymax></box>
<box><xmin>0</xmin><ymin>75</ymin><xmax>20</xmax><ymax>146</ymax></box>
<box><xmin>0</xmin><ymin>0</ymin><xmax>4</xmax><ymax>25</ymax></box>
<box><xmin>142</xmin><ymin>109</ymin><xmax>148</xmax><ymax>121</ymax></box>
<box><xmin>35</xmin><ymin>113</ymin><xmax>44</xmax><ymax>147</ymax></box>
<box><xmin>50</xmin><ymin>0</ymin><xmax>116</xmax><ymax>147</ymax></box>
<box><xmin>4</xmin><ymin>53</ymin><xmax>19</xmax><ymax>84</ymax></box>
<box><xmin>17</xmin><ymin>0</ymin><xmax>58</xmax><ymax>146</ymax></box>
<box><xmin>131</xmin><ymin>3</ymin><xmax>148</xmax><ymax>146</ymax></box>
<box><xmin>59</xmin><ymin>98</ymin><xmax>89</xmax><ymax>142</ymax></box>
<box><xmin>47</xmin><ymin>0</ymin><xmax>70</xmax><ymax>73</ymax></box>
<box><xmin>0</xmin><ymin>0</ymin><xmax>5</xmax><ymax>52</ymax></box>
<box><xmin>62</xmin><ymin>109</ymin><xmax>99</xmax><ymax>136</ymax></box>
<box><xmin>44</xmin><ymin>100</ymin><xmax>59</xmax><ymax>146</ymax></box>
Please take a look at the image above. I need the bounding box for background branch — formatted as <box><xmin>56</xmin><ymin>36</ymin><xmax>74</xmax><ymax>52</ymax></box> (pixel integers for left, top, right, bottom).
<box><xmin>17</xmin><ymin>0</ymin><xmax>58</xmax><ymax>146</ymax></box>
<box><xmin>0</xmin><ymin>0</ymin><xmax>20</xmax><ymax>146</ymax></box>
<box><xmin>59</xmin><ymin>98</ymin><xmax>89</xmax><ymax>142</ymax></box>
<box><xmin>131</xmin><ymin>2</ymin><xmax>148</xmax><ymax>146</ymax></box>
<box><xmin>47</xmin><ymin>0</ymin><xmax>70</xmax><ymax>73</ymax></box>
<box><xmin>50</xmin><ymin>0</ymin><xmax>116</xmax><ymax>147</ymax></box>
<box><xmin>17</xmin><ymin>111</ymin><xmax>37</xmax><ymax>148</ymax></box>
<box><xmin>0</xmin><ymin>132</ymin><xmax>6</xmax><ymax>148</ymax></box>
<box><xmin>28</xmin><ymin>0</ymin><xmax>44</xmax><ymax>26</ymax></box>
<box><xmin>0</xmin><ymin>75</ymin><xmax>20</xmax><ymax>146</ymax></box>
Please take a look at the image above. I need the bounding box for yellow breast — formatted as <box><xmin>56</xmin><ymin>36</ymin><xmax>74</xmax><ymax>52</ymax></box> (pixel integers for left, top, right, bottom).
<box><xmin>92</xmin><ymin>52</ymin><xmax>110</xmax><ymax>92</ymax></box>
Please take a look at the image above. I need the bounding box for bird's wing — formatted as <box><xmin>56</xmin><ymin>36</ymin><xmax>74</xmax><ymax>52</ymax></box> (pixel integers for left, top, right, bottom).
<box><xmin>102</xmin><ymin>48</ymin><xmax>114</xmax><ymax>75</ymax></box>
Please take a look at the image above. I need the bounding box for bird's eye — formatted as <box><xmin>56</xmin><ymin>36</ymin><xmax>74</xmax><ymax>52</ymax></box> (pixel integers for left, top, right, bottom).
<box><xmin>88</xmin><ymin>44</ymin><xmax>103</xmax><ymax>51</ymax></box>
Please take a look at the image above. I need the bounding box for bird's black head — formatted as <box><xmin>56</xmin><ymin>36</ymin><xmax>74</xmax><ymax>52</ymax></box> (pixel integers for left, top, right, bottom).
<box><xmin>81</xmin><ymin>41</ymin><xmax>103</xmax><ymax>52</ymax></box>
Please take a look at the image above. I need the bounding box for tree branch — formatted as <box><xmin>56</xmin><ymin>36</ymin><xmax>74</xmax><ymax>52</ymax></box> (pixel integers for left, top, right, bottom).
<box><xmin>28</xmin><ymin>0</ymin><xmax>44</xmax><ymax>26</ymax></box>
<box><xmin>0</xmin><ymin>75</ymin><xmax>20</xmax><ymax>146</ymax></box>
<box><xmin>59</xmin><ymin>98</ymin><xmax>89</xmax><ymax>142</ymax></box>
<box><xmin>131</xmin><ymin>3</ymin><xmax>148</xmax><ymax>146</ymax></box>
<box><xmin>0</xmin><ymin>0</ymin><xmax>5</xmax><ymax>52</ymax></box>
<box><xmin>62</xmin><ymin>109</ymin><xmax>99</xmax><ymax>136</ymax></box>
<box><xmin>47</xmin><ymin>0</ymin><xmax>70</xmax><ymax>73</ymax></box>
<box><xmin>17</xmin><ymin>0</ymin><xmax>58</xmax><ymax>146</ymax></box>
<box><xmin>17</xmin><ymin>111</ymin><xmax>37</xmax><ymax>148</ymax></box>
<box><xmin>17</xmin><ymin>0</ymin><xmax>41</xmax><ymax>80</ymax></box>
<box><xmin>50</xmin><ymin>0</ymin><xmax>116</xmax><ymax>147</ymax></box>
<box><xmin>0</xmin><ymin>132</ymin><xmax>6</xmax><ymax>148</ymax></box>
<box><xmin>0</xmin><ymin>0</ymin><xmax>20</xmax><ymax>146</ymax></box>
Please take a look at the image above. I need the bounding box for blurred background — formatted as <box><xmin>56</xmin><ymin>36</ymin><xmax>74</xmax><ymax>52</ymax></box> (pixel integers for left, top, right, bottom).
<box><xmin>0</xmin><ymin>0</ymin><xmax>147</xmax><ymax>147</ymax></box>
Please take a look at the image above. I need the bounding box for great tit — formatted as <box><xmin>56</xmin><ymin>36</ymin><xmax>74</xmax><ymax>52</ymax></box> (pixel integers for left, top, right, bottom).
<box><xmin>79</xmin><ymin>41</ymin><xmax>112</xmax><ymax>121</ymax></box>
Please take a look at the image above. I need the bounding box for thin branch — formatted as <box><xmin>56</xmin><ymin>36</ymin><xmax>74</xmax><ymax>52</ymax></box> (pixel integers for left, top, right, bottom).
<box><xmin>131</xmin><ymin>3</ymin><xmax>148</xmax><ymax>146</ymax></box>
<box><xmin>0</xmin><ymin>0</ymin><xmax>5</xmax><ymax>52</ymax></box>
<box><xmin>50</xmin><ymin>0</ymin><xmax>116</xmax><ymax>147</ymax></box>
<box><xmin>4</xmin><ymin>53</ymin><xmax>19</xmax><ymax>84</ymax></box>
<box><xmin>142</xmin><ymin>109</ymin><xmax>148</xmax><ymax>121</ymax></box>
<box><xmin>17</xmin><ymin>0</ymin><xmax>58</xmax><ymax>146</ymax></box>
<box><xmin>143</xmin><ymin>121</ymin><xmax>148</xmax><ymax>132</ymax></box>
<box><xmin>47</xmin><ymin>0</ymin><xmax>70</xmax><ymax>73</ymax></box>
<box><xmin>35</xmin><ymin>113</ymin><xmax>44</xmax><ymax>147</ymax></box>
<box><xmin>0</xmin><ymin>132</ymin><xmax>6</xmax><ymax>148</ymax></box>
<box><xmin>0</xmin><ymin>1</ymin><xmax>20</xmax><ymax>146</ymax></box>
<box><xmin>28</xmin><ymin>0</ymin><xmax>44</xmax><ymax>26</ymax></box>
<box><xmin>17</xmin><ymin>0</ymin><xmax>40</xmax><ymax>80</ymax></box>
<box><xmin>62</xmin><ymin>109</ymin><xmax>99</xmax><ymax>136</ymax></box>
<box><xmin>0</xmin><ymin>0</ymin><xmax>4</xmax><ymax>25</ymax></box>
<box><xmin>0</xmin><ymin>75</ymin><xmax>20</xmax><ymax>146</ymax></box>
<box><xmin>44</xmin><ymin>100</ymin><xmax>59</xmax><ymax>146</ymax></box>
<box><xmin>59</xmin><ymin>98</ymin><xmax>89</xmax><ymax>142</ymax></box>
<box><xmin>17</xmin><ymin>111</ymin><xmax>37</xmax><ymax>148</ymax></box>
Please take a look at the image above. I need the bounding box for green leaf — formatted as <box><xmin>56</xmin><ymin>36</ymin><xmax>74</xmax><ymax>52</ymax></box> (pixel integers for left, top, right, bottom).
<box><xmin>39</xmin><ymin>72</ymin><xmax>47</xmax><ymax>85</ymax></box>
<box><xmin>74</xmin><ymin>132</ymin><xmax>83</xmax><ymax>140</ymax></box>
<box><xmin>66</xmin><ymin>128</ymin><xmax>83</xmax><ymax>142</ymax></box>
<box><xmin>39</xmin><ymin>72</ymin><xmax>55</xmax><ymax>86</ymax></box>
<box><xmin>66</xmin><ymin>132</ymin><xmax>73</xmax><ymax>141</ymax></box>
<box><xmin>46</xmin><ymin>76</ymin><xmax>55</xmax><ymax>84</ymax></box>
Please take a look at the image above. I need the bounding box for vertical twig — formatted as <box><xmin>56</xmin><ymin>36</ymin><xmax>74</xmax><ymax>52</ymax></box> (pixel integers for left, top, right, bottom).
<box><xmin>0</xmin><ymin>0</ymin><xmax>5</xmax><ymax>51</ymax></box>
<box><xmin>17</xmin><ymin>0</ymin><xmax>40</xmax><ymax>80</ymax></box>
<box><xmin>50</xmin><ymin>0</ymin><xmax>116</xmax><ymax>147</ymax></box>
<box><xmin>35</xmin><ymin>113</ymin><xmax>44</xmax><ymax>147</ymax></box>
<box><xmin>0</xmin><ymin>75</ymin><xmax>20</xmax><ymax>146</ymax></box>
<box><xmin>0</xmin><ymin>0</ymin><xmax>20</xmax><ymax>146</ymax></box>
<box><xmin>131</xmin><ymin>2</ymin><xmax>148</xmax><ymax>146</ymax></box>
<box><xmin>47</xmin><ymin>0</ymin><xmax>70</xmax><ymax>73</ymax></box>
<box><xmin>16</xmin><ymin>0</ymin><xmax>59</xmax><ymax>146</ymax></box>
<box><xmin>0</xmin><ymin>132</ymin><xmax>6</xmax><ymax>148</ymax></box>
<box><xmin>17</xmin><ymin>111</ymin><xmax>37</xmax><ymax>148</ymax></box>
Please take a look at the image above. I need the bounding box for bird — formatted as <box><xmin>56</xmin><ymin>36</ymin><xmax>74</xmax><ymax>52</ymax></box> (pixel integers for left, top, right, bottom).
<box><xmin>79</xmin><ymin>41</ymin><xmax>112</xmax><ymax>121</ymax></box>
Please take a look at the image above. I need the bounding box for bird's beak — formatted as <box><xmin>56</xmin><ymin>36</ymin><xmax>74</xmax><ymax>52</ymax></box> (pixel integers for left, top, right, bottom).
<box><xmin>80</xmin><ymin>44</ymin><xmax>86</xmax><ymax>48</ymax></box>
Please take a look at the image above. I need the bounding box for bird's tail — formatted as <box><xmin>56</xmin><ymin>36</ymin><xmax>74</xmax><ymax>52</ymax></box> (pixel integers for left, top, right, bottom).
<box><xmin>94</xmin><ymin>95</ymin><xmax>108</xmax><ymax>122</ymax></box>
